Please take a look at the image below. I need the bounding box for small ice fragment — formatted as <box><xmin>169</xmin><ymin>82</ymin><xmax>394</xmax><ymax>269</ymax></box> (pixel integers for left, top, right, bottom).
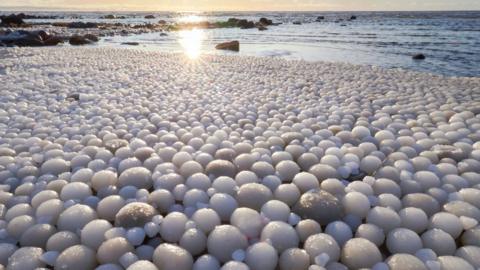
<box><xmin>288</xmin><ymin>213</ymin><xmax>301</xmax><ymax>226</ymax></box>
<box><xmin>232</xmin><ymin>249</ymin><xmax>245</xmax><ymax>262</ymax></box>
<box><xmin>314</xmin><ymin>253</ymin><xmax>330</xmax><ymax>266</ymax></box>
<box><xmin>144</xmin><ymin>222</ymin><xmax>159</xmax><ymax>237</ymax></box>
<box><xmin>41</xmin><ymin>251</ymin><xmax>59</xmax><ymax>266</ymax></box>
<box><xmin>119</xmin><ymin>252</ymin><xmax>138</xmax><ymax>268</ymax></box>
<box><xmin>126</xmin><ymin>227</ymin><xmax>146</xmax><ymax>246</ymax></box>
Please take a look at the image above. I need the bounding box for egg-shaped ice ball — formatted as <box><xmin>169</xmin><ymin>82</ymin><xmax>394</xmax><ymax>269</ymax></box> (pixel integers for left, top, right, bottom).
<box><xmin>207</xmin><ymin>225</ymin><xmax>248</xmax><ymax>263</ymax></box>
<box><xmin>153</xmin><ymin>244</ymin><xmax>193</xmax><ymax>270</ymax></box>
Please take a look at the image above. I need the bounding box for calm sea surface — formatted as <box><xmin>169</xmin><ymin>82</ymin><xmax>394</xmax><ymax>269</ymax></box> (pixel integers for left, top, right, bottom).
<box><xmin>3</xmin><ymin>11</ymin><xmax>480</xmax><ymax>77</ymax></box>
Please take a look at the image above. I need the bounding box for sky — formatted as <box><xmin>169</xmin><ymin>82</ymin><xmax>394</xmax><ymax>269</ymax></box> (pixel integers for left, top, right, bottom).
<box><xmin>1</xmin><ymin>0</ymin><xmax>479</xmax><ymax>11</ymax></box>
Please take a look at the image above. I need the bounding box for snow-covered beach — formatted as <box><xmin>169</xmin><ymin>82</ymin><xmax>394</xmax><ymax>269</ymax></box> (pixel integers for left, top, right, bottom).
<box><xmin>1</xmin><ymin>47</ymin><xmax>480</xmax><ymax>269</ymax></box>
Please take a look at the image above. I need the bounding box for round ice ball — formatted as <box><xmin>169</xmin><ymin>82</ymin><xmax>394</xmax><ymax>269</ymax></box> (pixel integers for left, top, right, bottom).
<box><xmin>19</xmin><ymin>223</ymin><xmax>56</xmax><ymax>248</ymax></box>
<box><xmin>220</xmin><ymin>261</ymin><xmax>249</xmax><ymax>270</ymax></box>
<box><xmin>160</xmin><ymin>212</ymin><xmax>188</xmax><ymax>243</ymax></box>
<box><xmin>46</xmin><ymin>231</ymin><xmax>80</xmax><ymax>252</ymax></box>
<box><xmin>304</xmin><ymin>233</ymin><xmax>340</xmax><ymax>264</ymax></box>
<box><xmin>276</xmin><ymin>160</ymin><xmax>301</xmax><ymax>182</ymax></box>
<box><xmin>237</xmin><ymin>183</ymin><xmax>273</xmax><ymax>211</ymax></box>
<box><xmin>7</xmin><ymin>247</ymin><xmax>45</xmax><ymax>270</ymax></box>
<box><xmin>81</xmin><ymin>219</ymin><xmax>112</xmax><ymax>249</ymax></box>
<box><xmin>296</xmin><ymin>219</ymin><xmax>322</xmax><ymax>242</ymax></box>
<box><xmin>97</xmin><ymin>195</ymin><xmax>126</xmax><ymax>221</ymax></box>
<box><xmin>207</xmin><ymin>225</ymin><xmax>248</xmax><ymax>263</ymax></box>
<box><xmin>205</xmin><ymin>160</ymin><xmax>236</xmax><ymax>178</ymax></box>
<box><xmin>437</xmin><ymin>256</ymin><xmax>474</xmax><ymax>270</ymax></box>
<box><xmin>179</xmin><ymin>228</ymin><xmax>207</xmax><ymax>256</ymax></box>
<box><xmin>91</xmin><ymin>170</ymin><xmax>118</xmax><ymax>191</ymax></box>
<box><xmin>274</xmin><ymin>183</ymin><xmax>301</xmax><ymax>207</ymax></box>
<box><xmin>191</xmin><ymin>208</ymin><xmax>221</xmax><ymax>234</ymax></box>
<box><xmin>57</xmin><ymin>204</ymin><xmax>98</xmax><ymax>232</ymax></box>
<box><xmin>399</xmin><ymin>207</ymin><xmax>429</xmax><ymax>234</ymax></box>
<box><xmin>386</xmin><ymin>228</ymin><xmax>423</xmax><ymax>254</ymax></box>
<box><xmin>341</xmin><ymin>238</ymin><xmax>382</xmax><ymax>269</ymax></box>
<box><xmin>127</xmin><ymin>260</ymin><xmax>158</xmax><ymax>270</ymax></box>
<box><xmin>360</xmin><ymin>155</ymin><xmax>382</xmax><ymax>174</ymax></box>
<box><xmin>245</xmin><ymin>242</ymin><xmax>278</xmax><ymax>270</ymax></box>
<box><xmin>366</xmin><ymin>206</ymin><xmax>401</xmax><ymax>232</ymax></box>
<box><xmin>193</xmin><ymin>255</ymin><xmax>220</xmax><ymax>270</ymax></box>
<box><xmin>279</xmin><ymin>248</ymin><xmax>310</xmax><ymax>270</ymax></box>
<box><xmin>209</xmin><ymin>193</ymin><xmax>238</xmax><ymax>221</ymax></box>
<box><xmin>59</xmin><ymin>182</ymin><xmax>92</xmax><ymax>201</ymax></box>
<box><xmin>429</xmin><ymin>212</ymin><xmax>463</xmax><ymax>239</ymax></box>
<box><xmin>55</xmin><ymin>245</ymin><xmax>97</xmax><ymax>270</ymax></box>
<box><xmin>153</xmin><ymin>244</ymin><xmax>193</xmax><ymax>270</ymax></box>
<box><xmin>115</xmin><ymin>202</ymin><xmax>157</xmax><ymax>228</ymax></box>
<box><xmin>455</xmin><ymin>246</ymin><xmax>480</xmax><ymax>268</ymax></box>
<box><xmin>324</xmin><ymin>221</ymin><xmax>353</xmax><ymax>247</ymax></box>
<box><xmin>230</xmin><ymin>207</ymin><xmax>263</xmax><ymax>238</ymax></box>
<box><xmin>342</xmin><ymin>191</ymin><xmax>370</xmax><ymax>218</ymax></box>
<box><xmin>386</xmin><ymin>253</ymin><xmax>428</xmax><ymax>270</ymax></box>
<box><xmin>355</xmin><ymin>223</ymin><xmax>385</xmax><ymax>247</ymax></box>
<box><xmin>118</xmin><ymin>167</ymin><xmax>152</xmax><ymax>189</ymax></box>
<box><xmin>421</xmin><ymin>228</ymin><xmax>456</xmax><ymax>255</ymax></box>
<box><xmin>293</xmin><ymin>189</ymin><xmax>343</xmax><ymax>225</ymax></box>
<box><xmin>41</xmin><ymin>158</ymin><xmax>70</xmax><ymax>175</ymax></box>
<box><xmin>261</xmin><ymin>200</ymin><xmax>290</xmax><ymax>222</ymax></box>
<box><xmin>292</xmin><ymin>172</ymin><xmax>319</xmax><ymax>193</ymax></box>
<box><xmin>260</xmin><ymin>221</ymin><xmax>299</xmax><ymax>253</ymax></box>
<box><xmin>97</xmin><ymin>237</ymin><xmax>134</xmax><ymax>264</ymax></box>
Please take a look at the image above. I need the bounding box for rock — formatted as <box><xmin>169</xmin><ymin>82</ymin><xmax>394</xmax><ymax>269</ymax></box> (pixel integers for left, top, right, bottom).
<box><xmin>236</xmin><ymin>19</ymin><xmax>255</xmax><ymax>29</ymax></box>
<box><xmin>0</xmin><ymin>14</ymin><xmax>25</xmax><ymax>26</ymax></box>
<box><xmin>104</xmin><ymin>14</ymin><xmax>116</xmax><ymax>19</ymax></box>
<box><xmin>259</xmin><ymin>17</ymin><xmax>273</xmax><ymax>25</ymax></box>
<box><xmin>44</xmin><ymin>36</ymin><xmax>63</xmax><ymax>46</ymax></box>
<box><xmin>160</xmin><ymin>32</ymin><xmax>168</xmax><ymax>36</ymax></box>
<box><xmin>67</xmin><ymin>93</ymin><xmax>80</xmax><ymax>101</ymax></box>
<box><xmin>316</xmin><ymin>16</ymin><xmax>325</xmax><ymax>21</ymax></box>
<box><xmin>122</xmin><ymin>42</ymin><xmax>140</xmax><ymax>46</ymax></box>
<box><xmin>0</xmin><ymin>30</ymin><xmax>45</xmax><ymax>47</ymax></box>
<box><xmin>69</xmin><ymin>35</ymin><xmax>93</xmax><ymax>45</ymax></box>
<box><xmin>145</xmin><ymin>15</ymin><xmax>155</xmax><ymax>19</ymax></box>
<box><xmin>67</xmin><ymin>22</ymin><xmax>98</xmax><ymax>29</ymax></box>
<box><xmin>215</xmin><ymin>41</ymin><xmax>240</xmax><ymax>52</ymax></box>
<box><xmin>350</xmin><ymin>15</ymin><xmax>357</xmax><ymax>20</ymax></box>
<box><xmin>258</xmin><ymin>25</ymin><xmax>268</xmax><ymax>31</ymax></box>
<box><xmin>293</xmin><ymin>189</ymin><xmax>344</xmax><ymax>225</ymax></box>
<box><xmin>413</xmin><ymin>53</ymin><xmax>426</xmax><ymax>60</ymax></box>
<box><xmin>84</xmin><ymin>34</ymin><xmax>99</xmax><ymax>42</ymax></box>
<box><xmin>158</xmin><ymin>20</ymin><xmax>167</xmax><ymax>24</ymax></box>
<box><xmin>293</xmin><ymin>21</ymin><xmax>302</xmax><ymax>25</ymax></box>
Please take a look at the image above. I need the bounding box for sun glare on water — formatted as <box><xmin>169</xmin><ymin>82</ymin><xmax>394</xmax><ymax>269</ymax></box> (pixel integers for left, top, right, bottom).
<box><xmin>178</xmin><ymin>28</ymin><xmax>205</xmax><ymax>59</ymax></box>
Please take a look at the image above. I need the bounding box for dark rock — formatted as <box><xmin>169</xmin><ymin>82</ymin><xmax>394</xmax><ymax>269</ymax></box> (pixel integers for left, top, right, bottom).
<box><xmin>43</xmin><ymin>36</ymin><xmax>63</xmax><ymax>46</ymax></box>
<box><xmin>0</xmin><ymin>14</ymin><xmax>25</xmax><ymax>26</ymax></box>
<box><xmin>293</xmin><ymin>21</ymin><xmax>302</xmax><ymax>25</ymax></box>
<box><xmin>160</xmin><ymin>32</ymin><xmax>168</xmax><ymax>36</ymax></box>
<box><xmin>228</xmin><ymin>18</ymin><xmax>239</xmax><ymax>24</ymax></box>
<box><xmin>67</xmin><ymin>93</ymin><xmax>80</xmax><ymax>101</ymax></box>
<box><xmin>293</xmin><ymin>189</ymin><xmax>344</xmax><ymax>225</ymax></box>
<box><xmin>236</xmin><ymin>19</ymin><xmax>255</xmax><ymax>29</ymax></box>
<box><xmin>412</xmin><ymin>53</ymin><xmax>426</xmax><ymax>60</ymax></box>
<box><xmin>69</xmin><ymin>35</ymin><xmax>92</xmax><ymax>45</ymax></box>
<box><xmin>84</xmin><ymin>34</ymin><xmax>99</xmax><ymax>42</ymax></box>
<box><xmin>215</xmin><ymin>40</ymin><xmax>240</xmax><ymax>52</ymax></box>
<box><xmin>316</xmin><ymin>16</ymin><xmax>325</xmax><ymax>21</ymax></box>
<box><xmin>122</xmin><ymin>42</ymin><xmax>139</xmax><ymax>46</ymax></box>
<box><xmin>259</xmin><ymin>17</ymin><xmax>273</xmax><ymax>26</ymax></box>
<box><xmin>350</xmin><ymin>15</ymin><xmax>357</xmax><ymax>20</ymax></box>
<box><xmin>145</xmin><ymin>15</ymin><xmax>155</xmax><ymax>19</ymax></box>
<box><xmin>158</xmin><ymin>20</ymin><xmax>167</xmax><ymax>24</ymax></box>
<box><xmin>104</xmin><ymin>14</ymin><xmax>116</xmax><ymax>19</ymax></box>
<box><xmin>258</xmin><ymin>25</ymin><xmax>268</xmax><ymax>31</ymax></box>
<box><xmin>67</xmin><ymin>22</ymin><xmax>98</xmax><ymax>29</ymax></box>
<box><xmin>0</xmin><ymin>30</ymin><xmax>43</xmax><ymax>47</ymax></box>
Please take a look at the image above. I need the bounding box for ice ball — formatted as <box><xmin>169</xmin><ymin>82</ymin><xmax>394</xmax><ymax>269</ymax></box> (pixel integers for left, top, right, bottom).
<box><xmin>153</xmin><ymin>244</ymin><xmax>193</xmax><ymax>270</ymax></box>
<box><xmin>55</xmin><ymin>245</ymin><xmax>97</xmax><ymax>270</ymax></box>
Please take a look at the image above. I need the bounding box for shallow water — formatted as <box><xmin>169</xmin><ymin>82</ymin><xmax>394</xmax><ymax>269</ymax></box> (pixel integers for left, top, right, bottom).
<box><xmin>2</xmin><ymin>10</ymin><xmax>480</xmax><ymax>77</ymax></box>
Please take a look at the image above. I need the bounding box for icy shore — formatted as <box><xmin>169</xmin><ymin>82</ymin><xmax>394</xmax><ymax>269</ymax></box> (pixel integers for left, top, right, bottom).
<box><xmin>0</xmin><ymin>47</ymin><xmax>480</xmax><ymax>270</ymax></box>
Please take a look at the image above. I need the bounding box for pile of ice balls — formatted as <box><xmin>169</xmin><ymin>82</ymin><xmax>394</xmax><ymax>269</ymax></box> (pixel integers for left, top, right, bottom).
<box><xmin>0</xmin><ymin>47</ymin><xmax>480</xmax><ymax>270</ymax></box>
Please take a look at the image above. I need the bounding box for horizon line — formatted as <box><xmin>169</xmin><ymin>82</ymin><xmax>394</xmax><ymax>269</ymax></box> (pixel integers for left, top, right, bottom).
<box><xmin>1</xmin><ymin>6</ymin><xmax>479</xmax><ymax>13</ymax></box>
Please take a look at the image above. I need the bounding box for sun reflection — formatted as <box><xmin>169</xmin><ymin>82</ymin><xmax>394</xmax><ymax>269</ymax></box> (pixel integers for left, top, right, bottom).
<box><xmin>178</xmin><ymin>28</ymin><xmax>205</xmax><ymax>59</ymax></box>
